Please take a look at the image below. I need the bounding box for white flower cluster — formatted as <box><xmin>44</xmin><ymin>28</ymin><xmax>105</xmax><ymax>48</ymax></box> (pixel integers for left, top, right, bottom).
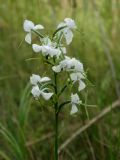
<box><xmin>32</xmin><ymin>38</ymin><xmax>62</xmax><ymax>58</ymax></box>
<box><xmin>52</xmin><ymin>56</ymin><xmax>85</xmax><ymax>91</ymax></box>
<box><xmin>23</xmin><ymin>18</ymin><xmax>86</xmax><ymax>114</ymax></box>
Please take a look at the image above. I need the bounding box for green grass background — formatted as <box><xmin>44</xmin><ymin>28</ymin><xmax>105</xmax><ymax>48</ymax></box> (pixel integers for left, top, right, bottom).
<box><xmin>0</xmin><ymin>0</ymin><xmax>120</xmax><ymax>159</ymax></box>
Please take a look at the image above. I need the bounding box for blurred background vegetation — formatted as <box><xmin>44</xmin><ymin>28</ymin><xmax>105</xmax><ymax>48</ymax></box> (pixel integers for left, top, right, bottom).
<box><xmin>0</xmin><ymin>0</ymin><xmax>120</xmax><ymax>159</ymax></box>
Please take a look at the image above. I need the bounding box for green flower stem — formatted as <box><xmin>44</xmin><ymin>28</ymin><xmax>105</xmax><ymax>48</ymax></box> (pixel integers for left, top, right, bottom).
<box><xmin>54</xmin><ymin>109</ymin><xmax>58</xmax><ymax>160</ymax></box>
<box><xmin>54</xmin><ymin>71</ymin><xmax>59</xmax><ymax>160</ymax></box>
<box><xmin>58</xmin><ymin>80</ymin><xmax>71</xmax><ymax>97</ymax></box>
<box><xmin>54</xmin><ymin>73</ymin><xmax>57</xmax><ymax>94</ymax></box>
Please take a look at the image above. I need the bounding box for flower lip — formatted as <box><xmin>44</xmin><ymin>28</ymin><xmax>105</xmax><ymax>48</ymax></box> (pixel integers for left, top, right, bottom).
<box><xmin>70</xmin><ymin>104</ymin><xmax>78</xmax><ymax>115</ymax></box>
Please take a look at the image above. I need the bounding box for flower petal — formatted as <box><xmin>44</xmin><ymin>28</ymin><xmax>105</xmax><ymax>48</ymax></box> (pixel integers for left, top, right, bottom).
<box><xmin>23</xmin><ymin>20</ymin><xmax>34</xmax><ymax>32</ymax></box>
<box><xmin>30</xmin><ymin>74</ymin><xmax>41</xmax><ymax>85</ymax></box>
<box><xmin>41</xmin><ymin>92</ymin><xmax>53</xmax><ymax>100</ymax></box>
<box><xmin>78</xmin><ymin>80</ymin><xmax>86</xmax><ymax>91</ymax></box>
<box><xmin>64</xmin><ymin>18</ymin><xmax>77</xmax><ymax>29</ymax></box>
<box><xmin>40</xmin><ymin>77</ymin><xmax>51</xmax><ymax>83</ymax></box>
<box><xmin>31</xmin><ymin>85</ymin><xmax>41</xmax><ymax>98</ymax></box>
<box><xmin>70</xmin><ymin>104</ymin><xmax>78</xmax><ymax>115</ymax></box>
<box><xmin>25</xmin><ymin>33</ymin><xmax>32</xmax><ymax>44</ymax></box>
<box><xmin>52</xmin><ymin>65</ymin><xmax>61</xmax><ymax>73</ymax></box>
<box><xmin>34</xmin><ymin>24</ymin><xmax>44</xmax><ymax>30</ymax></box>
<box><xmin>64</xmin><ymin>29</ymin><xmax>73</xmax><ymax>45</ymax></box>
<box><xmin>32</xmin><ymin>44</ymin><xmax>42</xmax><ymax>52</ymax></box>
<box><xmin>70</xmin><ymin>72</ymin><xmax>85</xmax><ymax>82</ymax></box>
<box><xmin>71</xmin><ymin>93</ymin><xmax>80</xmax><ymax>104</ymax></box>
<box><xmin>70</xmin><ymin>73</ymin><xmax>78</xmax><ymax>82</ymax></box>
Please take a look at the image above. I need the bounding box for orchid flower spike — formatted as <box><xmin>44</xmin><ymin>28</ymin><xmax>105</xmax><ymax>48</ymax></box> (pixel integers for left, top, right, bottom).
<box><xmin>23</xmin><ymin>20</ymin><xmax>44</xmax><ymax>44</ymax></box>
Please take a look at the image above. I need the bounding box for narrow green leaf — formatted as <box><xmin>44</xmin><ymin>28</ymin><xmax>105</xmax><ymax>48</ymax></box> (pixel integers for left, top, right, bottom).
<box><xmin>19</xmin><ymin>83</ymin><xmax>31</xmax><ymax>128</ymax></box>
<box><xmin>0</xmin><ymin>124</ymin><xmax>24</xmax><ymax>160</ymax></box>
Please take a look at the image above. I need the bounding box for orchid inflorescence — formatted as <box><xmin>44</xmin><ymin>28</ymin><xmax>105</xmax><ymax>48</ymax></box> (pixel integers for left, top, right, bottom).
<box><xmin>23</xmin><ymin>18</ymin><xmax>86</xmax><ymax>115</ymax></box>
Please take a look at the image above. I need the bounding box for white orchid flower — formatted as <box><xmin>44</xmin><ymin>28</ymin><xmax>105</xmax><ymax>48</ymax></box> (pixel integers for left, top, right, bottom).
<box><xmin>70</xmin><ymin>93</ymin><xmax>81</xmax><ymax>114</ymax></box>
<box><xmin>64</xmin><ymin>18</ymin><xmax>77</xmax><ymax>29</ymax></box>
<box><xmin>23</xmin><ymin>20</ymin><xmax>44</xmax><ymax>44</ymax></box>
<box><xmin>32</xmin><ymin>35</ymin><xmax>66</xmax><ymax>58</ymax></box>
<box><xmin>30</xmin><ymin>74</ymin><xmax>51</xmax><ymax>85</ymax></box>
<box><xmin>57</xmin><ymin>18</ymin><xmax>77</xmax><ymax>45</ymax></box>
<box><xmin>32</xmin><ymin>44</ymin><xmax>61</xmax><ymax>58</ymax></box>
<box><xmin>70</xmin><ymin>72</ymin><xmax>86</xmax><ymax>91</ymax></box>
<box><xmin>31</xmin><ymin>85</ymin><xmax>53</xmax><ymax>100</ymax></box>
<box><xmin>52</xmin><ymin>56</ymin><xmax>84</xmax><ymax>73</ymax></box>
<box><xmin>52</xmin><ymin>56</ymin><xmax>86</xmax><ymax>91</ymax></box>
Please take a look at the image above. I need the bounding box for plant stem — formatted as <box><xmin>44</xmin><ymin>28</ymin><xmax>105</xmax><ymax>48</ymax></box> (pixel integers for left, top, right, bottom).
<box><xmin>54</xmin><ymin>110</ymin><xmax>58</xmax><ymax>160</ymax></box>
<box><xmin>54</xmin><ymin>71</ymin><xmax>59</xmax><ymax>160</ymax></box>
